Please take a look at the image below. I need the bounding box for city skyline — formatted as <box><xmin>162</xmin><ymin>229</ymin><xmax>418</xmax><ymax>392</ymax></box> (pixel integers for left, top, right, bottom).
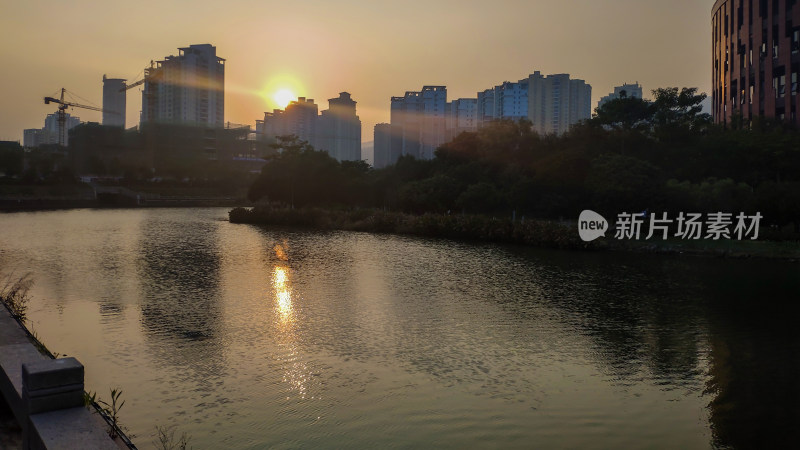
<box><xmin>0</xmin><ymin>0</ymin><xmax>712</xmax><ymax>145</ymax></box>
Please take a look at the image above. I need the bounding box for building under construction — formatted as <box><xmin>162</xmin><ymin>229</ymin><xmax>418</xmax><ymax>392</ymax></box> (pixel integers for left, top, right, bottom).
<box><xmin>46</xmin><ymin>44</ymin><xmax>270</xmax><ymax>178</ymax></box>
<box><xmin>140</xmin><ymin>44</ymin><xmax>225</xmax><ymax>128</ymax></box>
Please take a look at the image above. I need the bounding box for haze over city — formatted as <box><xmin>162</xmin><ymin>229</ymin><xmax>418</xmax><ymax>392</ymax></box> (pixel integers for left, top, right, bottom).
<box><xmin>3</xmin><ymin>1</ymin><xmax>800</xmax><ymax>448</ymax></box>
<box><xmin>0</xmin><ymin>0</ymin><xmax>711</xmax><ymax>145</ymax></box>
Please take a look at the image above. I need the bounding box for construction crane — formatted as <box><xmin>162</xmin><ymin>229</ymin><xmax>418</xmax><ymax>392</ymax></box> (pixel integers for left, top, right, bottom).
<box><xmin>116</xmin><ymin>61</ymin><xmax>161</xmax><ymax>125</ymax></box>
<box><xmin>119</xmin><ymin>78</ymin><xmax>145</xmax><ymax>92</ymax></box>
<box><xmin>44</xmin><ymin>88</ymin><xmax>116</xmax><ymax>147</ymax></box>
<box><xmin>118</xmin><ymin>61</ymin><xmax>155</xmax><ymax>93</ymax></box>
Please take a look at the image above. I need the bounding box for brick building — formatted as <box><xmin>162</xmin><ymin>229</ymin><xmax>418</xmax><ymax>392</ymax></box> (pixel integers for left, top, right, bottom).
<box><xmin>712</xmin><ymin>0</ymin><xmax>800</xmax><ymax>126</ymax></box>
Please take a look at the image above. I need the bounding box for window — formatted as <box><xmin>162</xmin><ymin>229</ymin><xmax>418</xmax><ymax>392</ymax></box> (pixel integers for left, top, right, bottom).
<box><xmin>792</xmin><ymin>72</ymin><xmax>799</xmax><ymax>94</ymax></box>
<box><xmin>738</xmin><ymin>4</ymin><xmax>743</xmax><ymax>28</ymax></box>
<box><xmin>725</xmin><ymin>48</ymin><xmax>729</xmax><ymax>72</ymax></box>
<box><xmin>774</xmin><ymin>74</ymin><xmax>786</xmax><ymax>98</ymax></box>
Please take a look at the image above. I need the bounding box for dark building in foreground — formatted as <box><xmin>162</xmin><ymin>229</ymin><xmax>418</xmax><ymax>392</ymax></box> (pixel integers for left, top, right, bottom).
<box><xmin>372</xmin><ymin>123</ymin><xmax>392</xmax><ymax>169</ymax></box>
<box><xmin>68</xmin><ymin>122</ymin><xmax>269</xmax><ymax>176</ymax></box>
<box><xmin>712</xmin><ymin>0</ymin><xmax>800</xmax><ymax>126</ymax></box>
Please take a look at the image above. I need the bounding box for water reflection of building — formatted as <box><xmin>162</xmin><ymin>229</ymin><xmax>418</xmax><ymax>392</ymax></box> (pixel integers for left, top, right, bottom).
<box><xmin>138</xmin><ymin>214</ymin><xmax>223</xmax><ymax>348</ymax></box>
<box><xmin>703</xmin><ymin>270</ymin><xmax>800</xmax><ymax>449</ymax></box>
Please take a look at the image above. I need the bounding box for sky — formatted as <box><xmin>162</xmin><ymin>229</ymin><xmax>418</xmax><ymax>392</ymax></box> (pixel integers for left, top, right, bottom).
<box><xmin>0</xmin><ymin>0</ymin><xmax>713</xmax><ymax>145</ymax></box>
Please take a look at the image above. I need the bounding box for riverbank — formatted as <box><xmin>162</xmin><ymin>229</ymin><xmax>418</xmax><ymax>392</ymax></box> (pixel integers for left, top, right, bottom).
<box><xmin>229</xmin><ymin>206</ymin><xmax>800</xmax><ymax>260</ymax></box>
<box><xmin>0</xmin><ymin>394</ymin><xmax>21</xmax><ymax>449</ymax></box>
<box><xmin>0</xmin><ymin>287</ymin><xmax>136</xmax><ymax>449</ymax></box>
<box><xmin>0</xmin><ymin>181</ymin><xmax>246</xmax><ymax>211</ymax></box>
<box><xmin>0</xmin><ymin>197</ymin><xmax>244</xmax><ymax>212</ymax></box>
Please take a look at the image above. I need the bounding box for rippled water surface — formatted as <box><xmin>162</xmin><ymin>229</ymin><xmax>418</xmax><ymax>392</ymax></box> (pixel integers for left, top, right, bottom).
<box><xmin>1</xmin><ymin>208</ymin><xmax>798</xmax><ymax>449</ymax></box>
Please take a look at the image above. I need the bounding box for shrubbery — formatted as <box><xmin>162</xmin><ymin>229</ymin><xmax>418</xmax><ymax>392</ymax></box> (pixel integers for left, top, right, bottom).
<box><xmin>245</xmin><ymin>87</ymin><xmax>800</xmax><ymax>235</ymax></box>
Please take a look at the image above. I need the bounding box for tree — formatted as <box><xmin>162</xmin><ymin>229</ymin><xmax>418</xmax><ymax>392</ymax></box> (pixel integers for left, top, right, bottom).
<box><xmin>592</xmin><ymin>97</ymin><xmax>654</xmax><ymax>132</ymax></box>
<box><xmin>456</xmin><ymin>182</ymin><xmax>505</xmax><ymax>213</ymax></box>
<box><xmin>586</xmin><ymin>153</ymin><xmax>663</xmax><ymax>213</ymax></box>
<box><xmin>651</xmin><ymin>87</ymin><xmax>712</xmax><ymax>135</ymax></box>
<box><xmin>0</xmin><ymin>142</ymin><xmax>23</xmax><ymax>178</ymax></box>
<box><xmin>248</xmin><ymin>135</ymin><xmax>339</xmax><ymax>206</ymax></box>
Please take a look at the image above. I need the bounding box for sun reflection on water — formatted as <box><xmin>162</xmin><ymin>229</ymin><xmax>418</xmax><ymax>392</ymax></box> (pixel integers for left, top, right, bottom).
<box><xmin>270</xmin><ymin>246</ymin><xmax>315</xmax><ymax>401</ymax></box>
<box><xmin>272</xmin><ymin>266</ymin><xmax>293</xmax><ymax>325</ymax></box>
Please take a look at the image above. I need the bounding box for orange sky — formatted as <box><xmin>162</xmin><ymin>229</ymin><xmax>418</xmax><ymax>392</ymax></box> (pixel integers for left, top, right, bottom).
<box><xmin>0</xmin><ymin>0</ymin><xmax>712</xmax><ymax>145</ymax></box>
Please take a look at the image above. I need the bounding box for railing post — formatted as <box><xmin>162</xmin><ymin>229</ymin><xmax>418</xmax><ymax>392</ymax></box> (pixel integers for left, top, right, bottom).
<box><xmin>21</xmin><ymin>358</ymin><xmax>85</xmax><ymax>448</ymax></box>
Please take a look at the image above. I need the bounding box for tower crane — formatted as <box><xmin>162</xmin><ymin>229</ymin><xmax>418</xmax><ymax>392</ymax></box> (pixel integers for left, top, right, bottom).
<box><xmin>117</xmin><ymin>61</ymin><xmax>160</xmax><ymax>125</ymax></box>
<box><xmin>118</xmin><ymin>61</ymin><xmax>156</xmax><ymax>93</ymax></box>
<box><xmin>119</xmin><ymin>78</ymin><xmax>145</xmax><ymax>92</ymax></box>
<box><xmin>44</xmin><ymin>88</ymin><xmax>117</xmax><ymax>147</ymax></box>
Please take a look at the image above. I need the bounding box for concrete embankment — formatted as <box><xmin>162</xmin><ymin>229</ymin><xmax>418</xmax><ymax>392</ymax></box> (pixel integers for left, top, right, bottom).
<box><xmin>0</xmin><ymin>304</ymin><xmax>127</xmax><ymax>449</ymax></box>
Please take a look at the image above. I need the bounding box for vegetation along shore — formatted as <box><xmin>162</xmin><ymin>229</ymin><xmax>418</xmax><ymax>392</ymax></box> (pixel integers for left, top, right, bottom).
<box><xmin>231</xmin><ymin>88</ymin><xmax>800</xmax><ymax>260</ymax></box>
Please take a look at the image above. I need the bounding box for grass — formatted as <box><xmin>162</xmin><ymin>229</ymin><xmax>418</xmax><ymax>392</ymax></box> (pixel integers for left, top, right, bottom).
<box><xmin>98</xmin><ymin>388</ymin><xmax>125</xmax><ymax>439</ymax></box>
<box><xmin>0</xmin><ymin>271</ymin><xmax>33</xmax><ymax>322</ymax></box>
<box><xmin>154</xmin><ymin>425</ymin><xmax>192</xmax><ymax>450</ymax></box>
<box><xmin>1</xmin><ymin>269</ymin><xmax>138</xmax><ymax>446</ymax></box>
<box><xmin>230</xmin><ymin>206</ymin><xmax>588</xmax><ymax>250</ymax></box>
<box><xmin>229</xmin><ymin>206</ymin><xmax>800</xmax><ymax>259</ymax></box>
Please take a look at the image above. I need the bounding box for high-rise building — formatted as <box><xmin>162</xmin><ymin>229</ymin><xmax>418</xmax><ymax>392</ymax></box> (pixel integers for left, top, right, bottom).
<box><xmin>712</xmin><ymin>0</ymin><xmax>800</xmax><ymax>126</ymax></box>
<box><xmin>476</xmin><ymin>79</ymin><xmax>530</xmax><ymax>124</ymax></box>
<box><xmin>390</xmin><ymin>93</ymin><xmax>419</xmax><ymax>159</ymax></box>
<box><xmin>528</xmin><ymin>72</ymin><xmax>592</xmax><ymax>135</ymax></box>
<box><xmin>476</xmin><ymin>88</ymin><xmax>496</xmax><ymax>123</ymax></box>
<box><xmin>390</xmin><ymin>86</ymin><xmax>447</xmax><ymax>160</ymax></box>
<box><xmin>373</xmin><ymin>123</ymin><xmax>393</xmax><ymax>169</ymax></box>
<box><xmin>494</xmin><ymin>80</ymin><xmax>529</xmax><ymax>120</ymax></box>
<box><xmin>141</xmin><ymin>44</ymin><xmax>225</xmax><ymax>127</ymax></box>
<box><xmin>23</xmin><ymin>112</ymin><xmax>81</xmax><ymax>148</ymax></box>
<box><xmin>446</xmin><ymin>98</ymin><xmax>478</xmax><ymax>140</ymax></box>
<box><xmin>474</xmin><ymin>72</ymin><xmax>590</xmax><ymax>135</ymax></box>
<box><xmin>597</xmin><ymin>83</ymin><xmax>644</xmax><ymax>110</ymax></box>
<box><xmin>262</xmin><ymin>97</ymin><xmax>319</xmax><ymax>147</ymax></box>
<box><xmin>102</xmin><ymin>75</ymin><xmax>126</xmax><ymax>128</ymax></box>
<box><xmin>317</xmin><ymin>92</ymin><xmax>361</xmax><ymax>161</ymax></box>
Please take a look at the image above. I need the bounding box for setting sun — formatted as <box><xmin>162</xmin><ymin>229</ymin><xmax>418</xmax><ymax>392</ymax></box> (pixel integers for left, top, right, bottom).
<box><xmin>274</xmin><ymin>89</ymin><xmax>295</xmax><ymax>109</ymax></box>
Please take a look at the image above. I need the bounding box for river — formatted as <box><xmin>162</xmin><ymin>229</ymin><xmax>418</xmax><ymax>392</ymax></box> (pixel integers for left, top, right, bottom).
<box><xmin>0</xmin><ymin>208</ymin><xmax>798</xmax><ymax>449</ymax></box>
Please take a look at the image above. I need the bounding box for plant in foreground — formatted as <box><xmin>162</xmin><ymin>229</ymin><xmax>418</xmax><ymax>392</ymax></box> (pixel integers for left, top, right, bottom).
<box><xmin>0</xmin><ymin>271</ymin><xmax>33</xmax><ymax>322</ymax></box>
<box><xmin>83</xmin><ymin>390</ymin><xmax>97</xmax><ymax>408</ymax></box>
<box><xmin>98</xmin><ymin>387</ymin><xmax>125</xmax><ymax>439</ymax></box>
<box><xmin>154</xmin><ymin>425</ymin><xmax>192</xmax><ymax>450</ymax></box>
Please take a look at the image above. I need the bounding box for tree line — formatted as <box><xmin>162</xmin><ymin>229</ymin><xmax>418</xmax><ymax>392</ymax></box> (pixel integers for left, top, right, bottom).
<box><xmin>248</xmin><ymin>87</ymin><xmax>800</xmax><ymax>233</ymax></box>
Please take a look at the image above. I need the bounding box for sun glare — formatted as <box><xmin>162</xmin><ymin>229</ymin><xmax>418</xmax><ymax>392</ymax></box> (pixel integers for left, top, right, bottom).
<box><xmin>274</xmin><ymin>89</ymin><xmax>295</xmax><ymax>109</ymax></box>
